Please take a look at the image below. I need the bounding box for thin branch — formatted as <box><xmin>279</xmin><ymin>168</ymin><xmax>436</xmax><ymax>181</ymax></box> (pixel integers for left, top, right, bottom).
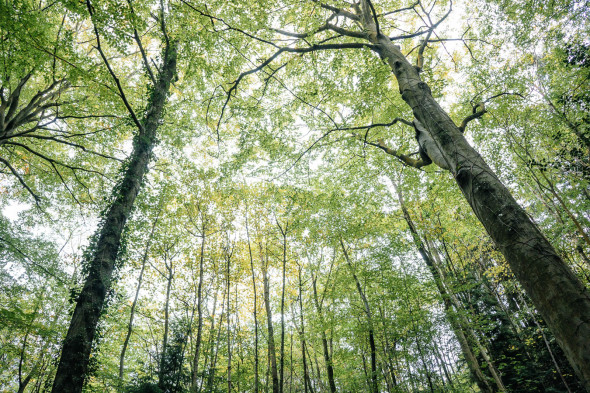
<box><xmin>351</xmin><ymin>133</ymin><xmax>429</xmax><ymax>169</ymax></box>
<box><xmin>86</xmin><ymin>0</ymin><xmax>144</xmax><ymax>132</ymax></box>
<box><xmin>365</xmin><ymin>0</ymin><xmax>381</xmax><ymax>37</ymax></box>
<box><xmin>274</xmin><ymin>117</ymin><xmax>413</xmax><ymax>179</ymax></box>
<box><xmin>459</xmin><ymin>91</ymin><xmax>524</xmax><ymax>132</ymax></box>
<box><xmin>4</xmin><ymin>141</ymin><xmax>109</xmax><ymax>178</ymax></box>
<box><xmin>390</xmin><ymin>1</ymin><xmax>451</xmax><ymax>41</ymax></box>
<box><xmin>0</xmin><ymin>155</ymin><xmax>40</xmax><ymax>203</ymax></box>
<box><xmin>15</xmin><ymin>134</ymin><xmax>123</xmax><ymax>161</ymax></box>
<box><xmin>380</xmin><ymin>1</ymin><xmax>419</xmax><ymax>17</ymax></box>
<box><xmin>181</xmin><ymin>0</ymin><xmax>280</xmax><ymax>48</ymax></box>
<box><xmin>312</xmin><ymin>1</ymin><xmax>360</xmax><ymax>21</ymax></box>
<box><xmin>126</xmin><ymin>0</ymin><xmax>157</xmax><ymax>85</ymax></box>
<box><xmin>216</xmin><ymin>42</ymin><xmax>376</xmax><ymax>139</ymax></box>
<box><xmin>458</xmin><ymin>108</ymin><xmax>486</xmax><ymax>133</ymax></box>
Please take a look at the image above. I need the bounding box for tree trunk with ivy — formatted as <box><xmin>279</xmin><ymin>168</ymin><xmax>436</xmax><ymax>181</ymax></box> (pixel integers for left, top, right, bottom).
<box><xmin>51</xmin><ymin>40</ymin><xmax>177</xmax><ymax>393</ymax></box>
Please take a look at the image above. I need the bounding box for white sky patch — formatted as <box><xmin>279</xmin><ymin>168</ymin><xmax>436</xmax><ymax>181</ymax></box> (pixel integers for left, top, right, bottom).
<box><xmin>2</xmin><ymin>201</ymin><xmax>30</xmax><ymax>221</ymax></box>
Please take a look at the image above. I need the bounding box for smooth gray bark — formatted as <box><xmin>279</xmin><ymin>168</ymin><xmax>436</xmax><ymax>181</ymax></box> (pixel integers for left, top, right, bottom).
<box><xmin>356</xmin><ymin>1</ymin><xmax>590</xmax><ymax>387</ymax></box>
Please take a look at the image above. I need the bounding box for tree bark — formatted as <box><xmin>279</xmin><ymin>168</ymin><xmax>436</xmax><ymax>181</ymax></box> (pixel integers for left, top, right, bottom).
<box><xmin>262</xmin><ymin>247</ymin><xmax>280</xmax><ymax>393</ymax></box>
<box><xmin>51</xmin><ymin>37</ymin><xmax>177</xmax><ymax>393</ymax></box>
<box><xmin>297</xmin><ymin>265</ymin><xmax>314</xmax><ymax>393</ymax></box>
<box><xmin>206</xmin><ymin>287</ymin><xmax>226</xmax><ymax>393</ymax></box>
<box><xmin>277</xmin><ymin>220</ymin><xmax>288</xmax><ymax>393</ymax></box>
<box><xmin>191</xmin><ymin>220</ymin><xmax>207</xmax><ymax>392</ymax></box>
<box><xmin>245</xmin><ymin>211</ymin><xmax>260</xmax><ymax>393</ymax></box>
<box><xmin>226</xmin><ymin>242</ymin><xmax>233</xmax><ymax>393</ymax></box>
<box><xmin>356</xmin><ymin>1</ymin><xmax>590</xmax><ymax>387</ymax></box>
<box><xmin>159</xmin><ymin>254</ymin><xmax>174</xmax><ymax>390</ymax></box>
<box><xmin>424</xmin><ymin>238</ymin><xmax>507</xmax><ymax>391</ymax></box>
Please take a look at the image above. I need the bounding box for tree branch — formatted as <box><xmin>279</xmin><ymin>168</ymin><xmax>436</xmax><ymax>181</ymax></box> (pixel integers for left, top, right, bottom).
<box><xmin>458</xmin><ymin>108</ymin><xmax>486</xmax><ymax>133</ymax></box>
<box><xmin>352</xmin><ymin>133</ymin><xmax>430</xmax><ymax>169</ymax></box>
<box><xmin>0</xmin><ymin>155</ymin><xmax>40</xmax><ymax>203</ymax></box>
<box><xmin>127</xmin><ymin>0</ymin><xmax>157</xmax><ymax>85</ymax></box>
<box><xmin>216</xmin><ymin>42</ymin><xmax>376</xmax><ymax>139</ymax></box>
<box><xmin>380</xmin><ymin>1</ymin><xmax>419</xmax><ymax>17</ymax></box>
<box><xmin>312</xmin><ymin>1</ymin><xmax>360</xmax><ymax>21</ymax></box>
<box><xmin>86</xmin><ymin>0</ymin><xmax>144</xmax><ymax>132</ymax></box>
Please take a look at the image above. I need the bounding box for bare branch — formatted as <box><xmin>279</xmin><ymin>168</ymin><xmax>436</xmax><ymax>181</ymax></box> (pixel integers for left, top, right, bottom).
<box><xmin>181</xmin><ymin>0</ymin><xmax>280</xmax><ymax>48</ymax></box>
<box><xmin>390</xmin><ymin>1</ymin><xmax>451</xmax><ymax>41</ymax></box>
<box><xmin>273</xmin><ymin>117</ymin><xmax>413</xmax><ymax>179</ymax></box>
<box><xmin>4</xmin><ymin>141</ymin><xmax>109</xmax><ymax>178</ymax></box>
<box><xmin>312</xmin><ymin>1</ymin><xmax>360</xmax><ymax>21</ymax></box>
<box><xmin>352</xmin><ymin>133</ymin><xmax>430</xmax><ymax>168</ymax></box>
<box><xmin>458</xmin><ymin>108</ymin><xmax>486</xmax><ymax>133</ymax></box>
<box><xmin>338</xmin><ymin>118</ymin><xmax>414</xmax><ymax>131</ymax></box>
<box><xmin>274</xmin><ymin>23</ymin><xmax>367</xmax><ymax>40</ymax></box>
<box><xmin>126</xmin><ymin>0</ymin><xmax>157</xmax><ymax>85</ymax></box>
<box><xmin>380</xmin><ymin>1</ymin><xmax>419</xmax><ymax>17</ymax></box>
<box><xmin>15</xmin><ymin>134</ymin><xmax>123</xmax><ymax>161</ymax></box>
<box><xmin>459</xmin><ymin>91</ymin><xmax>524</xmax><ymax>132</ymax></box>
<box><xmin>365</xmin><ymin>0</ymin><xmax>381</xmax><ymax>37</ymax></box>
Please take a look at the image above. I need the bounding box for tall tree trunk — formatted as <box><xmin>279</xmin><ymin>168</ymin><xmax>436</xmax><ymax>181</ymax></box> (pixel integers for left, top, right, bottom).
<box><xmin>538</xmin><ymin>170</ymin><xmax>590</xmax><ymax>248</ymax></box>
<box><xmin>311</xmin><ymin>275</ymin><xmax>337</xmax><ymax>393</ymax></box>
<box><xmin>377</xmin><ymin>306</ymin><xmax>398</xmax><ymax>390</ymax></box>
<box><xmin>356</xmin><ymin>1</ymin><xmax>590</xmax><ymax>387</ymax></box>
<box><xmin>277</xmin><ymin>220</ymin><xmax>288</xmax><ymax>393</ymax></box>
<box><xmin>199</xmin><ymin>277</ymin><xmax>219</xmax><ymax>393</ymax></box>
<box><xmin>226</xmin><ymin>242</ymin><xmax>233</xmax><ymax>393</ymax></box>
<box><xmin>245</xmin><ymin>211</ymin><xmax>260</xmax><ymax>393</ymax></box>
<box><xmin>17</xmin><ymin>303</ymin><xmax>42</xmax><ymax>393</ymax></box>
<box><xmin>289</xmin><ymin>333</ymin><xmax>294</xmax><ymax>393</ymax></box>
<box><xmin>297</xmin><ymin>265</ymin><xmax>314</xmax><ymax>393</ymax></box>
<box><xmin>415</xmin><ymin>334</ymin><xmax>435</xmax><ymax>393</ymax></box>
<box><xmin>206</xmin><ymin>288</ymin><xmax>226</xmax><ymax>393</ymax></box>
<box><xmin>426</xmin><ymin>236</ymin><xmax>507</xmax><ymax>392</ymax></box>
<box><xmin>191</xmin><ymin>221</ymin><xmax>207</xmax><ymax>392</ymax></box>
<box><xmin>119</xmin><ymin>212</ymin><xmax>160</xmax><ymax>380</ymax></box>
<box><xmin>159</xmin><ymin>255</ymin><xmax>174</xmax><ymax>389</ymax></box>
<box><xmin>517</xmin><ymin>290</ymin><xmax>574</xmax><ymax>393</ymax></box>
<box><xmin>339</xmin><ymin>240</ymin><xmax>378</xmax><ymax>393</ymax></box>
<box><xmin>262</xmin><ymin>247</ymin><xmax>280</xmax><ymax>393</ymax></box>
<box><xmin>433</xmin><ymin>339</ymin><xmax>454</xmax><ymax>389</ymax></box>
<box><xmin>51</xmin><ymin>35</ymin><xmax>177</xmax><ymax>393</ymax></box>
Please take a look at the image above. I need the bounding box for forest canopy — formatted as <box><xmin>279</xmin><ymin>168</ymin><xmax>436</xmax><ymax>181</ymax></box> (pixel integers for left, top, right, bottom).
<box><xmin>0</xmin><ymin>0</ymin><xmax>589</xmax><ymax>392</ymax></box>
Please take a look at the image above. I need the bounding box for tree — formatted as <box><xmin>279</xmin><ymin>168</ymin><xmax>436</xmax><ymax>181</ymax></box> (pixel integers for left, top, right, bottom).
<box><xmin>51</xmin><ymin>1</ymin><xmax>178</xmax><ymax>391</ymax></box>
<box><xmin>0</xmin><ymin>1</ymin><xmax>123</xmax><ymax>205</ymax></box>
